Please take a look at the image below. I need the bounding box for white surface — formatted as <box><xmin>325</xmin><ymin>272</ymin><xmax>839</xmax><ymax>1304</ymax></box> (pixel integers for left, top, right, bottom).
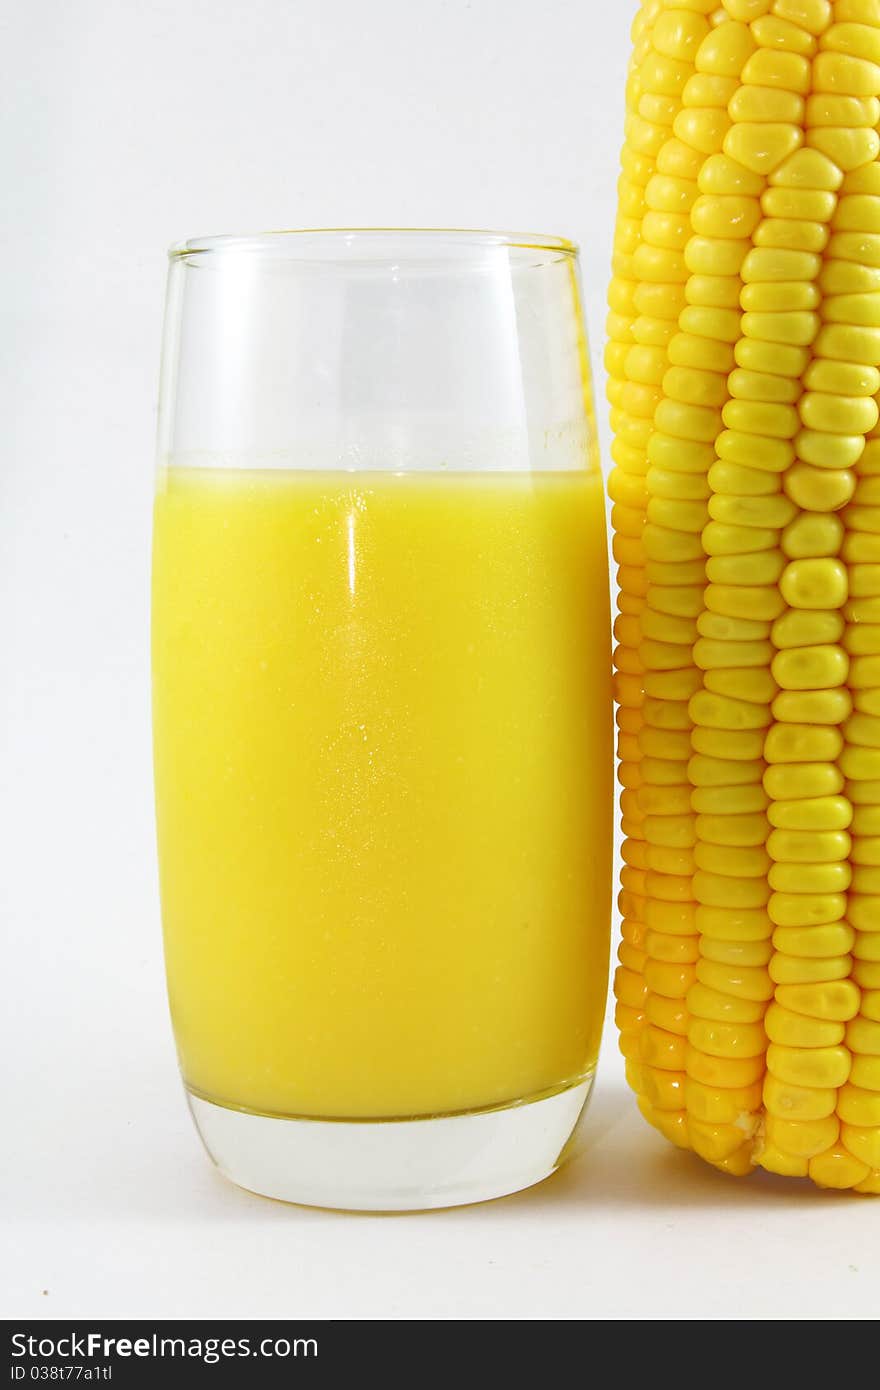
<box><xmin>2</xmin><ymin>0</ymin><xmax>877</xmax><ymax>1323</ymax></box>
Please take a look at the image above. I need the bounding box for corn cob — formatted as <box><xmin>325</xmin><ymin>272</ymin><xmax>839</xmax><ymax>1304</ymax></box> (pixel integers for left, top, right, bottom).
<box><xmin>609</xmin><ymin>0</ymin><xmax>880</xmax><ymax>1191</ymax></box>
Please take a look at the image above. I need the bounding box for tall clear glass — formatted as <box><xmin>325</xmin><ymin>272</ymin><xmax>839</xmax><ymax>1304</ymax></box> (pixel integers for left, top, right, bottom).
<box><xmin>152</xmin><ymin>229</ymin><xmax>611</xmax><ymax>1210</ymax></box>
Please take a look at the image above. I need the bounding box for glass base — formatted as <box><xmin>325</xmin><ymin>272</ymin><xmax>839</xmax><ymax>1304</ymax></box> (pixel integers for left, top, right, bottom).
<box><xmin>187</xmin><ymin>1073</ymin><xmax>595</xmax><ymax>1211</ymax></box>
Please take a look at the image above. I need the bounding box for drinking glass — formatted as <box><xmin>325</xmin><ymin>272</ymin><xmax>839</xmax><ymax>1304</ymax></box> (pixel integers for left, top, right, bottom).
<box><xmin>152</xmin><ymin>229</ymin><xmax>611</xmax><ymax>1210</ymax></box>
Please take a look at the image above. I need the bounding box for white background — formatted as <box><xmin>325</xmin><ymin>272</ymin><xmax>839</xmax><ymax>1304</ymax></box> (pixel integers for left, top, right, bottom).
<box><xmin>2</xmin><ymin>0</ymin><xmax>877</xmax><ymax>1322</ymax></box>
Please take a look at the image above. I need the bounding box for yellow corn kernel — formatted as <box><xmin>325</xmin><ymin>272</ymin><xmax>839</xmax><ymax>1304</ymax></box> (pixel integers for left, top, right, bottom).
<box><xmin>806</xmin><ymin>357</ymin><xmax>880</xmax><ymax>395</ymax></box>
<box><xmin>717</xmin><ymin>434</ymin><xmax>793</xmax><ymax>478</ymax></box>
<box><xmin>784</xmin><ymin>462</ymin><xmax>856</xmax><ymax>512</ymax></box>
<box><xmin>752</xmin><ymin>17</ymin><xmax>814</xmax><ymax>57</ymax></box>
<box><xmin>853</xmin><ymin>804</ymin><xmax>880</xmax><ymax>834</ymax></box>
<box><xmin>695</xmin><ymin>958</ymin><xmax>775</xmax><ymax>1001</ymax></box>
<box><xmin>695</xmin><ymin>812</ymin><xmax>769</xmax><ymax>847</ymax></box>
<box><xmin>813</xmin><ymin>51</ymin><xmax>880</xmax><ymax>99</ymax></box>
<box><xmin>802</xmin><ymin>392</ymin><xmax>880</xmax><ymax>437</ymax></box>
<box><xmin>742</xmin><ymin>44</ymin><xmax>811</xmax><ymax>91</ymax></box>
<box><xmin>700</xmin><ymin>934</ymin><xmax>767</xmax><ymax>967</ymax></box>
<box><xmin>724</xmin><ymin>0</ymin><xmax>770</xmax><ymax>20</ymax></box>
<box><xmin>690</xmin><ymin>754</ymin><xmax>765</xmax><ymax>788</ymax></box>
<box><xmin>684</xmin><ymin>73</ymin><xmax>741</xmax><ymax>111</ymax></box>
<box><xmin>689</xmin><ymin>1017</ymin><xmax>767</xmax><ymax>1059</ymax></box>
<box><xmin>767</xmin><ymin>827</ymin><xmax>851</xmax><ymax>863</ymax></box>
<box><xmin>733</xmin><ymin>85</ymin><xmax>806</xmax><ymax>127</ymax></box>
<box><xmin>694</xmin><ymin>871</ymin><xmax>770</xmax><ymax>909</ymax></box>
<box><xmin>653</xmin><ymin>8</ymin><xmax>712</xmax><ymax>61</ymax></box>
<box><xmin>758</xmin><ymin>1144</ymin><xmax>810</xmax><ymax>1176</ymax></box>
<box><xmin>764</xmin><ymin>763</ymin><xmax>844</xmax><ymax>800</ymax></box>
<box><xmin>761</xmin><ymin>187</ymin><xmax>836</xmax><ymax>223</ymax></box>
<box><xmin>833</xmin><ymin>194</ymin><xmax>880</xmax><ymax>234</ymax></box>
<box><xmin>692</xmin><ymin>729</ymin><xmax>767</xmax><ymax>763</ymax></box>
<box><xmin>647</xmin><ymin>845</ymin><xmax>697</xmax><ymax>876</ymax></box>
<box><xmin>796</xmin><ymin>428</ymin><xmax>866</xmax><ymax>469</ymax></box>
<box><xmin>776</xmin><ymin>978</ymin><xmax>861</xmax><ymax>1021</ymax></box>
<box><xmin>841</xmin><ymin>1124</ymin><xmax>880</xmax><ymax>1169</ymax></box>
<box><xmin>854</xmin><ymin>1170</ymin><xmax>880</xmax><ymax>1194</ymax></box>
<box><xmin>644</xmin><ymin>930</ymin><xmax>700</xmax><ymax>965</ymax></box>
<box><xmin>620</xmin><ymin>834</ymin><xmax>649</xmax><ymax>867</ymax></box>
<box><xmin>764</xmin><ymin>1112</ymin><xmax>840</xmax><ymax>1159</ymax></box>
<box><xmin>755</xmin><ymin>216</ymin><xmax>829</xmax><ymax>254</ymax></box>
<box><xmin>765</xmin><ymin>1002</ymin><xmax>845</xmax><ymax>1048</ymax></box>
<box><xmin>639</xmin><ymin>1099</ymin><xmax>691</xmax><ymax>1148</ymax></box>
<box><xmin>656</xmin><ymin>136</ymin><xmax>704</xmax><ymax>182</ymax></box>
<box><xmin>689</xmin><ymin>1118</ymin><xmax>755</xmax><ymax>1163</ymax></box>
<box><xmin>822</xmin><ymin>19</ymin><xmax>880</xmax><ymax>63</ymax></box>
<box><xmin>640</xmin><ymin>1024</ymin><xmax>689</xmax><ymax>1073</ymax></box>
<box><xmin>847</xmin><ymin>1017</ymin><xmax>880</xmax><ymax>1058</ymax></box>
<box><xmin>768</xmin><ymin>862</ymin><xmax>851</xmax><ymax>895</ymax></box>
<box><xmin>640</xmin><ymin>52</ymin><xmax>694</xmax><ymax>101</ymax></box>
<box><xmin>644</xmin><ymin>959</ymin><xmax>698</xmax><ymax>999</ymax></box>
<box><xmin>771</xmin><ymin>644</ymin><xmax>849</xmax><ymax>690</ymax></box>
<box><xmin>852</xmin><ymin>836</ymin><xmax>880</xmax><ymax>865</ymax></box>
<box><xmin>734</xmin><ymin>341</ymin><xmax>811</xmax><ymax>386</ymax></box>
<box><xmin>691</xmin><ymin>193</ymin><xmax>762</xmax><ymax>239</ymax></box>
<box><xmin>708</xmin><ymin>493</ymin><xmax>796</xmax><ymax>530</ymax></box>
<box><xmin>764</xmin><ymin>1072</ymin><xmax>835</xmax><ymax>1121</ymax></box>
<box><xmin>705</xmin><ymin>584</ymin><xmax>784</xmax><ymax>624</ymax></box>
<box><xmin>687</xmin><ymin>276</ymin><xmax>744</xmax><ymax>313</ymax></box>
<box><xmin>643</xmin><ymin>899</ymin><xmax>698</xmax><ymax>935</ymax></box>
<box><xmin>849</xmin><ymin>654</ymin><xmax>880</xmax><ymax>688</ymax></box>
<box><xmin>689</xmin><ymin>690</ymin><xmax>771</xmax><ymax>732</ymax></box>
<box><xmin>773</xmin><ymin>609</ymin><xmax>844</xmax><ymax>650</ymax></box>
<box><xmin>842</xmin><ymin>745</ymin><xmax>880</xmax><ymax>780</ymax></box>
<box><xmin>685</xmin><ymin>1077</ymin><xmax>764</xmax><ymax>1124</ymax></box>
<box><xmin>815</xmin><ymin>321</ymin><xmax>880</xmax><ymax>365</ymax></box>
<box><xmin>854</xmin><ymin>929</ymin><xmax>880</xmax><ymax>961</ymax></box>
<box><xmin>703</xmin><ymin>534</ymin><xmax>780</xmax><ymax>568</ymax></box>
<box><xmin>645</xmin><ymin>995</ymin><xmax>690</xmax><ymax>1037</ymax></box>
<box><xmin>709</xmin><ymin>673</ymin><xmax>778</xmax><ymax>712</ymax></box>
<box><xmin>773</xmin><ymin>689</ymin><xmax>852</xmax><ymax>724</ymax></box>
<box><xmin>782</xmin><ymin>512</ymin><xmax>844</xmax><ymax>558</ymax></box>
<box><xmin>765</xmin><ymin>724</ymin><xmax>844</xmax><ymax>765</ymax></box>
<box><xmin>674</xmin><ymin>107</ymin><xmax>732</xmax><ymax>155</ymax></box>
<box><xmin>861</xmin><ymin>988</ymin><xmax>880</xmax><ymax>1019</ymax></box>
<box><xmin>809</xmin><ymin>1146</ymin><xmax>871</xmax><ymax>1189</ymax></box>
<box><xmin>695</xmin><ymin>904</ymin><xmax>772</xmax><ymax>941</ymax></box>
<box><xmin>772</xmin><ymin>0</ymin><xmax>832</xmax><ymax>37</ymax></box>
<box><xmin>621</xmin><ymin>916</ymin><xmax>647</xmax><ymax>949</ymax></box>
<box><xmin>695</xmin><ymin>843</ymin><xmax>771</xmax><ymax>879</ymax></box>
<box><xmin>772</xmin><ymin>921</ymin><xmax>855</xmax><ymax>958</ymax></box>
<box><xmin>687</xmin><ymin>983</ymin><xmax>767</xmax><ymax>1025</ymax></box>
<box><xmin>808</xmin><ymin>126</ymin><xmax>880</xmax><ymax>173</ymax></box>
<box><xmin>698</xmin><ymin>153</ymin><xmax>764</xmax><ymax>199</ymax></box>
<box><xmin>769</xmin><ymin>952</ymin><xmax>853</xmax><ymax>984</ymax></box>
<box><xmin>809</xmin><ymin>93</ymin><xmax>880</xmax><ymax>128</ymax></box>
<box><xmin>618</xmin><ymin>932</ymin><xmax>648</xmax><ymax>970</ymax></box>
<box><xmin>697</xmin><ymin>609</ymin><xmax>771</xmax><ymax>643</ymax></box>
<box><xmin>766</xmin><ymin>1043</ymin><xmax>851</xmax><ymax>1088</ymax></box>
<box><xmin>846</xmin><ymin>626</ymin><xmax>880</xmax><ymax>661</ymax></box>
<box><xmin>641</xmin><ymin>1066</ymin><xmax>686</xmax><ymax>1112</ymax></box>
<box><xmin>615</xmin><ymin>966</ymin><xmax>649</xmax><ymax>1011</ymax></box>
<box><xmin>686</xmin><ymin>1046</ymin><xmax>766</xmax><ymax>1088</ymax></box>
<box><xmin>618</xmin><ymin>1027</ymin><xmax>643</xmax><ymax>1062</ymax></box>
<box><xmin>695</xmin><ymin>20</ymin><xmax>757</xmax><ymax>78</ymax></box>
<box><xmin>615</xmin><ymin>1002</ymin><xmax>645</xmax><ymax>1035</ymax></box>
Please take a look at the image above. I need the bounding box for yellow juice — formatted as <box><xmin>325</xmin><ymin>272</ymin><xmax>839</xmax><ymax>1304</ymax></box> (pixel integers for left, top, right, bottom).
<box><xmin>152</xmin><ymin>466</ymin><xmax>611</xmax><ymax>1119</ymax></box>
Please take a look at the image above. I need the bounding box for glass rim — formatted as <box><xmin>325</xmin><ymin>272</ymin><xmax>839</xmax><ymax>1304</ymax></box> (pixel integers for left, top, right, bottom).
<box><xmin>168</xmin><ymin>227</ymin><xmax>579</xmax><ymax>262</ymax></box>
